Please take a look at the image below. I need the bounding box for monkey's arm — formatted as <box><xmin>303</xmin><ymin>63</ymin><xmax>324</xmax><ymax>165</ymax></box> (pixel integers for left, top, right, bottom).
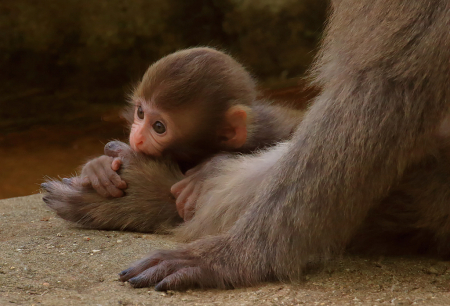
<box><xmin>119</xmin><ymin>0</ymin><xmax>450</xmax><ymax>290</ymax></box>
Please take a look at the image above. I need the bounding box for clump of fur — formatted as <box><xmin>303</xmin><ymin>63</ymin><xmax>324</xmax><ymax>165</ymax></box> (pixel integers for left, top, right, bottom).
<box><xmin>43</xmin><ymin>155</ymin><xmax>183</xmax><ymax>233</ymax></box>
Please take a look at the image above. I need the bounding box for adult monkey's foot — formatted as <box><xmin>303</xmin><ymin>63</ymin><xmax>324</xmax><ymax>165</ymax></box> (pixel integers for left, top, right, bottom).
<box><xmin>119</xmin><ymin>235</ymin><xmax>269</xmax><ymax>290</ymax></box>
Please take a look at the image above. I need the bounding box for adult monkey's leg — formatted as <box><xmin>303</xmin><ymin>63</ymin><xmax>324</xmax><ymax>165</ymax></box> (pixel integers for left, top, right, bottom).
<box><xmin>119</xmin><ymin>0</ymin><xmax>450</xmax><ymax>290</ymax></box>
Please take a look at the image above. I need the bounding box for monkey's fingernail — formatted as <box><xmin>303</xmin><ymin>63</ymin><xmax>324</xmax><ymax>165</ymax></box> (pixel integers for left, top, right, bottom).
<box><xmin>128</xmin><ymin>277</ymin><xmax>145</xmax><ymax>288</ymax></box>
<box><xmin>62</xmin><ymin>178</ymin><xmax>72</xmax><ymax>185</ymax></box>
<box><xmin>41</xmin><ymin>183</ymin><xmax>50</xmax><ymax>191</ymax></box>
<box><xmin>119</xmin><ymin>269</ymin><xmax>129</xmax><ymax>277</ymax></box>
<box><xmin>154</xmin><ymin>281</ymin><xmax>168</xmax><ymax>291</ymax></box>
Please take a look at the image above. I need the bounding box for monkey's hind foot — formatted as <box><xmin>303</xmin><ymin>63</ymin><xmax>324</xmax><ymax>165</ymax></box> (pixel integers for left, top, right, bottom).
<box><xmin>41</xmin><ymin>178</ymin><xmax>103</xmax><ymax>228</ymax></box>
<box><xmin>118</xmin><ymin>248</ymin><xmax>225</xmax><ymax>291</ymax></box>
<box><xmin>41</xmin><ymin>166</ymin><xmax>183</xmax><ymax>233</ymax></box>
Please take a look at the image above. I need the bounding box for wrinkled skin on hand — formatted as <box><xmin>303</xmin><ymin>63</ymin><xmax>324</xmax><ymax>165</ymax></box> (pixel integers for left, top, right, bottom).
<box><xmin>171</xmin><ymin>154</ymin><xmax>232</xmax><ymax>220</ymax></box>
<box><xmin>119</xmin><ymin>249</ymin><xmax>209</xmax><ymax>291</ymax></box>
<box><xmin>79</xmin><ymin>141</ymin><xmax>133</xmax><ymax>197</ymax></box>
<box><xmin>118</xmin><ymin>235</ymin><xmax>255</xmax><ymax>291</ymax></box>
<box><xmin>171</xmin><ymin>167</ymin><xmax>202</xmax><ymax>221</ymax></box>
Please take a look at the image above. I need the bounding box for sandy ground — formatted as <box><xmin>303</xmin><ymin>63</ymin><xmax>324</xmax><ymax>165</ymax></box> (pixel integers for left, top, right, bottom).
<box><xmin>1</xmin><ymin>195</ymin><xmax>450</xmax><ymax>305</ymax></box>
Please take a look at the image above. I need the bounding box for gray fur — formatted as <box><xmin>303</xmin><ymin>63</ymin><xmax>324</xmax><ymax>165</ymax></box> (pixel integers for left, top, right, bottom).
<box><xmin>43</xmin><ymin>1</ymin><xmax>450</xmax><ymax>289</ymax></box>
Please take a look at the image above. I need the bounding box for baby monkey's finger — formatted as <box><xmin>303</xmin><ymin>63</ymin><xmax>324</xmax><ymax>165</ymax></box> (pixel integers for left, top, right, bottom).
<box><xmin>170</xmin><ymin>177</ymin><xmax>191</xmax><ymax>198</ymax></box>
<box><xmin>89</xmin><ymin>176</ymin><xmax>110</xmax><ymax>198</ymax></box>
<box><xmin>175</xmin><ymin>183</ymin><xmax>195</xmax><ymax>219</ymax></box>
<box><xmin>185</xmin><ymin>166</ymin><xmax>201</xmax><ymax>176</ymax></box>
<box><xmin>183</xmin><ymin>184</ymin><xmax>202</xmax><ymax>221</ymax></box>
<box><xmin>95</xmin><ymin>167</ymin><xmax>124</xmax><ymax>198</ymax></box>
<box><xmin>111</xmin><ymin>157</ymin><xmax>123</xmax><ymax>171</ymax></box>
<box><xmin>81</xmin><ymin>168</ymin><xmax>94</xmax><ymax>187</ymax></box>
<box><xmin>108</xmin><ymin>170</ymin><xmax>127</xmax><ymax>190</ymax></box>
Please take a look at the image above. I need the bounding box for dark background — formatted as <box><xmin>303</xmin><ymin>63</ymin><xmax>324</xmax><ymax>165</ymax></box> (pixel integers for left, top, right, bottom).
<box><xmin>0</xmin><ymin>0</ymin><xmax>327</xmax><ymax>199</ymax></box>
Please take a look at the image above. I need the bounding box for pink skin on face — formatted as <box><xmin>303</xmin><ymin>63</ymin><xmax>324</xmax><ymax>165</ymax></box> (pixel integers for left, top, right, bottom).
<box><xmin>129</xmin><ymin>100</ymin><xmax>176</xmax><ymax>156</ymax></box>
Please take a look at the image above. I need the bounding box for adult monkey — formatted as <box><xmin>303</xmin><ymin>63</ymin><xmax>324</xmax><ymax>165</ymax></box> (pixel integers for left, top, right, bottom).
<box><xmin>117</xmin><ymin>0</ymin><xmax>450</xmax><ymax>290</ymax></box>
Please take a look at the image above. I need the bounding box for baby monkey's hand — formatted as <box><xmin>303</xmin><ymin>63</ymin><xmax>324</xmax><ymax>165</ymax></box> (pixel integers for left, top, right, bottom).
<box><xmin>171</xmin><ymin>154</ymin><xmax>231</xmax><ymax>221</ymax></box>
<box><xmin>80</xmin><ymin>155</ymin><xmax>127</xmax><ymax>197</ymax></box>
<box><xmin>170</xmin><ymin>166</ymin><xmax>204</xmax><ymax>221</ymax></box>
<box><xmin>80</xmin><ymin>141</ymin><xmax>132</xmax><ymax>198</ymax></box>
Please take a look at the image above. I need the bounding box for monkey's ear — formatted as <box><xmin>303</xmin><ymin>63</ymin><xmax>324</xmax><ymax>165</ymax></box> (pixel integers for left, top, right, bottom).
<box><xmin>218</xmin><ymin>106</ymin><xmax>248</xmax><ymax>149</ymax></box>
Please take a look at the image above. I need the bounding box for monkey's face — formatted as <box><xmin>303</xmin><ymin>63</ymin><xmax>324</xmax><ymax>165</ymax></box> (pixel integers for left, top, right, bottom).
<box><xmin>129</xmin><ymin>99</ymin><xmax>204</xmax><ymax>157</ymax></box>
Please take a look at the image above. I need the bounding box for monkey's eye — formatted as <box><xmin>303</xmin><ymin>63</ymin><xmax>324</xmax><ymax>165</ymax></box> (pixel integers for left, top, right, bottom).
<box><xmin>137</xmin><ymin>106</ymin><xmax>144</xmax><ymax>120</ymax></box>
<box><xmin>153</xmin><ymin>121</ymin><xmax>166</xmax><ymax>134</ymax></box>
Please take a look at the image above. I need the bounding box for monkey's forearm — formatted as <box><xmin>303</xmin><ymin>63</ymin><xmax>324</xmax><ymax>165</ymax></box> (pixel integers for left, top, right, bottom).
<box><xmin>213</xmin><ymin>0</ymin><xmax>450</xmax><ymax>278</ymax></box>
<box><xmin>120</xmin><ymin>0</ymin><xmax>450</xmax><ymax>290</ymax></box>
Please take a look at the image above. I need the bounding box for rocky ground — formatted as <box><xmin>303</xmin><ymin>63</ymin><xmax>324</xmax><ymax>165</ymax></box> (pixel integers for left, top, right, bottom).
<box><xmin>1</xmin><ymin>194</ymin><xmax>450</xmax><ymax>305</ymax></box>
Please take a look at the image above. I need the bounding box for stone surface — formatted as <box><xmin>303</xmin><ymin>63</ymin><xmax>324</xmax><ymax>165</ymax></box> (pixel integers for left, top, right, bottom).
<box><xmin>1</xmin><ymin>194</ymin><xmax>450</xmax><ymax>305</ymax></box>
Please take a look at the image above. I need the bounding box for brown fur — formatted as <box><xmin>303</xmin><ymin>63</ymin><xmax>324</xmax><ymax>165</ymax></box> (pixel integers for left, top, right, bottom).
<box><xmin>123</xmin><ymin>47</ymin><xmax>302</xmax><ymax>165</ymax></box>
<box><xmin>44</xmin><ymin>0</ymin><xmax>450</xmax><ymax>290</ymax></box>
<box><xmin>43</xmin><ymin>154</ymin><xmax>183</xmax><ymax>233</ymax></box>
<box><xmin>42</xmin><ymin>100</ymin><xmax>303</xmax><ymax>233</ymax></box>
<box><xmin>125</xmin><ymin>47</ymin><xmax>259</xmax><ymax>165</ymax></box>
<box><xmin>349</xmin><ymin>144</ymin><xmax>450</xmax><ymax>257</ymax></box>
<box><xmin>42</xmin><ymin>48</ymin><xmax>304</xmax><ymax>234</ymax></box>
<box><xmin>118</xmin><ymin>0</ymin><xmax>450</xmax><ymax>290</ymax></box>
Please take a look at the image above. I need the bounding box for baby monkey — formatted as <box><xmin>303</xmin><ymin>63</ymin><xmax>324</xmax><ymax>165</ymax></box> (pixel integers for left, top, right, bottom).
<box><xmin>80</xmin><ymin>48</ymin><xmax>302</xmax><ymax>213</ymax></box>
<box><xmin>44</xmin><ymin>47</ymin><xmax>303</xmax><ymax>224</ymax></box>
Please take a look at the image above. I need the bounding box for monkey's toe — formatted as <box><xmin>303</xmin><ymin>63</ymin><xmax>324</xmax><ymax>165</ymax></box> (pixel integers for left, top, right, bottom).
<box><xmin>121</xmin><ymin>249</ymin><xmax>221</xmax><ymax>290</ymax></box>
<box><xmin>104</xmin><ymin>141</ymin><xmax>123</xmax><ymax>156</ymax></box>
<box><xmin>40</xmin><ymin>182</ymin><xmax>50</xmax><ymax>192</ymax></box>
<box><xmin>154</xmin><ymin>266</ymin><xmax>204</xmax><ymax>291</ymax></box>
<box><xmin>126</xmin><ymin>261</ymin><xmax>202</xmax><ymax>290</ymax></box>
<box><xmin>62</xmin><ymin>178</ymin><xmax>72</xmax><ymax>185</ymax></box>
<box><xmin>119</xmin><ymin>258</ymin><xmax>159</xmax><ymax>282</ymax></box>
<box><xmin>119</xmin><ymin>268</ymin><xmax>136</xmax><ymax>281</ymax></box>
<box><xmin>128</xmin><ymin>275</ymin><xmax>158</xmax><ymax>288</ymax></box>
<box><xmin>118</xmin><ymin>269</ymin><xmax>128</xmax><ymax>277</ymax></box>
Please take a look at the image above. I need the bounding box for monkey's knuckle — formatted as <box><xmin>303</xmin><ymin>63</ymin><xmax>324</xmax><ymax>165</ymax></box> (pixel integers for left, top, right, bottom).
<box><xmin>176</xmin><ymin>200</ymin><xmax>185</xmax><ymax>211</ymax></box>
<box><xmin>80</xmin><ymin>177</ymin><xmax>90</xmax><ymax>186</ymax></box>
<box><xmin>83</xmin><ymin>164</ymin><xmax>93</xmax><ymax>173</ymax></box>
<box><xmin>109</xmin><ymin>186</ymin><xmax>122</xmax><ymax>196</ymax></box>
<box><xmin>108</xmin><ymin>173</ymin><xmax>119</xmax><ymax>181</ymax></box>
<box><xmin>109</xmin><ymin>190</ymin><xmax>119</xmax><ymax>198</ymax></box>
<box><xmin>91</xmin><ymin>180</ymin><xmax>101</xmax><ymax>189</ymax></box>
<box><xmin>99</xmin><ymin>155</ymin><xmax>112</xmax><ymax>163</ymax></box>
<box><xmin>102</xmin><ymin>180</ymin><xmax>112</xmax><ymax>188</ymax></box>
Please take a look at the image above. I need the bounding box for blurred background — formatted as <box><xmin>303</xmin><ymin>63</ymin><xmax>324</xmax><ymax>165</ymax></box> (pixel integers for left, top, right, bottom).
<box><xmin>0</xmin><ymin>0</ymin><xmax>328</xmax><ymax>199</ymax></box>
